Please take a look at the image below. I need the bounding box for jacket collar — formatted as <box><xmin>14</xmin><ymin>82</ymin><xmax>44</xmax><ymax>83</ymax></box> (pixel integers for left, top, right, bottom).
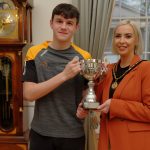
<box><xmin>116</xmin><ymin>55</ymin><xmax>141</xmax><ymax>67</ymax></box>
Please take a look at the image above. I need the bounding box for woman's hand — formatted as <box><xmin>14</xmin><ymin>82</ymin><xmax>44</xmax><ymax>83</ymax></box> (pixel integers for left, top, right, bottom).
<box><xmin>97</xmin><ymin>99</ymin><xmax>112</xmax><ymax>114</ymax></box>
<box><xmin>76</xmin><ymin>103</ymin><xmax>88</xmax><ymax>119</ymax></box>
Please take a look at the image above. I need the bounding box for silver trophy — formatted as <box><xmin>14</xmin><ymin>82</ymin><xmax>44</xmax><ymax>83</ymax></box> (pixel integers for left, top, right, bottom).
<box><xmin>80</xmin><ymin>59</ymin><xmax>104</xmax><ymax>109</ymax></box>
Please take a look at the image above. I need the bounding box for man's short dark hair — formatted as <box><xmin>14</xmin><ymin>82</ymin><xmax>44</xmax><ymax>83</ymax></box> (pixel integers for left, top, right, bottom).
<box><xmin>51</xmin><ymin>3</ymin><xmax>80</xmax><ymax>24</ymax></box>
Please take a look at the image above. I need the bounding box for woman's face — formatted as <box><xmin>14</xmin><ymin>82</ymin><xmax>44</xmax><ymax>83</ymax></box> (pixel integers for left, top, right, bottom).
<box><xmin>114</xmin><ymin>24</ymin><xmax>137</xmax><ymax>57</ymax></box>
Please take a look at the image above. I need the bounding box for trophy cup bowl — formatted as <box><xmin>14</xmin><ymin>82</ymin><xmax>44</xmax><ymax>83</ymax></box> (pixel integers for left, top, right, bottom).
<box><xmin>80</xmin><ymin>59</ymin><xmax>103</xmax><ymax>109</ymax></box>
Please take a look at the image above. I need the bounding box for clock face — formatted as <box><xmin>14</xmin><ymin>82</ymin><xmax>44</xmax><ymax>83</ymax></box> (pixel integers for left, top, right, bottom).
<box><xmin>0</xmin><ymin>11</ymin><xmax>17</xmax><ymax>36</ymax></box>
<box><xmin>0</xmin><ymin>0</ymin><xmax>15</xmax><ymax>9</ymax></box>
<box><xmin>0</xmin><ymin>0</ymin><xmax>18</xmax><ymax>39</ymax></box>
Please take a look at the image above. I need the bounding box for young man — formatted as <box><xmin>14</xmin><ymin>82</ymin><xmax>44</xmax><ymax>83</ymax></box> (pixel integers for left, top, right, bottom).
<box><xmin>23</xmin><ymin>3</ymin><xmax>91</xmax><ymax>150</ymax></box>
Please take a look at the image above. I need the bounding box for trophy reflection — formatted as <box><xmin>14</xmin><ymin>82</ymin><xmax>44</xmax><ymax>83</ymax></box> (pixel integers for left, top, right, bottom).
<box><xmin>80</xmin><ymin>59</ymin><xmax>103</xmax><ymax>109</ymax></box>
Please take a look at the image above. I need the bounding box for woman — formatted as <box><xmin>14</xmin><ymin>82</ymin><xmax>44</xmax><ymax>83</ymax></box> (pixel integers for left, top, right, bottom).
<box><xmin>95</xmin><ymin>20</ymin><xmax>150</xmax><ymax>150</ymax></box>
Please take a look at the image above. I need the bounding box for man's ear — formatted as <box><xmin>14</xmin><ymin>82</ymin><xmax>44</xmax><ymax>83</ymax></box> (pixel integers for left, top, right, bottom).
<box><xmin>76</xmin><ymin>24</ymin><xmax>80</xmax><ymax>30</ymax></box>
<box><xmin>50</xmin><ymin>19</ymin><xmax>53</xmax><ymax>28</ymax></box>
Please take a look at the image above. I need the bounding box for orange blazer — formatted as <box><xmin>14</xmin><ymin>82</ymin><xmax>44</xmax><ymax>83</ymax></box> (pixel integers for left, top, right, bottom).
<box><xmin>96</xmin><ymin>55</ymin><xmax>150</xmax><ymax>150</ymax></box>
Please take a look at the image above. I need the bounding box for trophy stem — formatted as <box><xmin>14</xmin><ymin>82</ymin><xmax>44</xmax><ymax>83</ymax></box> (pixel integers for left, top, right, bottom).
<box><xmin>83</xmin><ymin>80</ymin><xmax>99</xmax><ymax>109</ymax></box>
<box><xmin>85</xmin><ymin>80</ymin><xmax>96</xmax><ymax>102</ymax></box>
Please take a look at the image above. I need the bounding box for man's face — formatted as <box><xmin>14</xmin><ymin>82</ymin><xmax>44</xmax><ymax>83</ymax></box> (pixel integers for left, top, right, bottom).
<box><xmin>50</xmin><ymin>15</ymin><xmax>79</xmax><ymax>43</ymax></box>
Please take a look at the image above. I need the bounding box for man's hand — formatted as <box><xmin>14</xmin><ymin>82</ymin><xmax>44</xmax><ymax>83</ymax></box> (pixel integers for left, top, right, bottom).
<box><xmin>62</xmin><ymin>56</ymin><xmax>81</xmax><ymax>80</ymax></box>
<box><xmin>76</xmin><ymin>103</ymin><xmax>88</xmax><ymax>119</ymax></box>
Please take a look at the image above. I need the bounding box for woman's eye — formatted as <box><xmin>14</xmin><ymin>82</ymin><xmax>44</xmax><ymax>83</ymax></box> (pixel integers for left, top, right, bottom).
<box><xmin>125</xmin><ymin>35</ymin><xmax>132</xmax><ymax>39</ymax></box>
<box><xmin>115</xmin><ymin>35</ymin><xmax>121</xmax><ymax>38</ymax></box>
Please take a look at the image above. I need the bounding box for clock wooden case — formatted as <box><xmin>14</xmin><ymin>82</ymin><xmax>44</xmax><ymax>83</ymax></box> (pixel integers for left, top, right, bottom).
<box><xmin>0</xmin><ymin>0</ymin><xmax>32</xmax><ymax>149</ymax></box>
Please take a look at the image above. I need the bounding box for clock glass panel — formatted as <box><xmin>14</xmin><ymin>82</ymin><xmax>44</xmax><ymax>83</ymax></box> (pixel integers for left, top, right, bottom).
<box><xmin>0</xmin><ymin>57</ymin><xmax>13</xmax><ymax>131</ymax></box>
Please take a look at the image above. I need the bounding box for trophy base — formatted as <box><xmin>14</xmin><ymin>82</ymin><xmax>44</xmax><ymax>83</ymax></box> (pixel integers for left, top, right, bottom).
<box><xmin>83</xmin><ymin>101</ymin><xmax>99</xmax><ymax>109</ymax></box>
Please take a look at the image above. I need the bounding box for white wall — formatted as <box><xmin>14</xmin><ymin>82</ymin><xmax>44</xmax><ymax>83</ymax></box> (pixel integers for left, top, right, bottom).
<box><xmin>23</xmin><ymin>0</ymin><xmax>73</xmax><ymax>131</ymax></box>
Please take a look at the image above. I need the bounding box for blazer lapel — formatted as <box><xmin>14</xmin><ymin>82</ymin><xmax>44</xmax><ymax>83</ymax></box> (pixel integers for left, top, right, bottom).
<box><xmin>113</xmin><ymin>55</ymin><xmax>141</xmax><ymax>98</ymax></box>
<box><xmin>102</xmin><ymin>54</ymin><xmax>141</xmax><ymax>101</ymax></box>
<box><xmin>113</xmin><ymin>69</ymin><xmax>135</xmax><ymax>98</ymax></box>
<box><xmin>103</xmin><ymin>68</ymin><xmax>113</xmax><ymax>101</ymax></box>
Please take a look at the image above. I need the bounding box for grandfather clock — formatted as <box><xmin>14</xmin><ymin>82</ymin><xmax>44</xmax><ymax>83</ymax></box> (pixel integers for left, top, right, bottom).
<box><xmin>0</xmin><ymin>0</ymin><xmax>32</xmax><ymax>149</ymax></box>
